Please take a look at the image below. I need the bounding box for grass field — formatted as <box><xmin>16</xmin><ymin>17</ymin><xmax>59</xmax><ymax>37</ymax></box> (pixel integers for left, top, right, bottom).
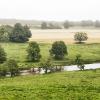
<box><xmin>0</xmin><ymin>70</ymin><xmax>100</xmax><ymax>100</ymax></box>
<box><xmin>30</xmin><ymin>29</ymin><xmax>100</xmax><ymax>43</ymax></box>
<box><xmin>0</xmin><ymin>42</ymin><xmax>100</xmax><ymax>68</ymax></box>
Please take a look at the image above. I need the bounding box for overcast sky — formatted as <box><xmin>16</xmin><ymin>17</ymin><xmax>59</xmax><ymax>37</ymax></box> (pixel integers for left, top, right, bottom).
<box><xmin>0</xmin><ymin>0</ymin><xmax>100</xmax><ymax>21</ymax></box>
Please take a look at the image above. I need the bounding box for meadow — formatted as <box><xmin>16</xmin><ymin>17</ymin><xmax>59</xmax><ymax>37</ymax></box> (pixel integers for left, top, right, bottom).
<box><xmin>0</xmin><ymin>42</ymin><xmax>100</xmax><ymax>68</ymax></box>
<box><xmin>0</xmin><ymin>69</ymin><xmax>100</xmax><ymax>100</ymax></box>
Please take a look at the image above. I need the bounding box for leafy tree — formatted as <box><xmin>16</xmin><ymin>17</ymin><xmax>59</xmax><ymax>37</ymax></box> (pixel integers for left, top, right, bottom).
<box><xmin>0</xmin><ymin>25</ymin><xmax>13</xmax><ymax>42</ymax></box>
<box><xmin>74</xmin><ymin>32</ymin><xmax>88</xmax><ymax>43</ymax></box>
<box><xmin>41</xmin><ymin>22</ymin><xmax>47</xmax><ymax>29</ymax></box>
<box><xmin>6</xmin><ymin>59</ymin><xmax>19</xmax><ymax>77</ymax></box>
<box><xmin>9</xmin><ymin>23</ymin><xmax>31</xmax><ymax>42</ymax></box>
<box><xmin>50</xmin><ymin>41</ymin><xmax>68</xmax><ymax>59</ymax></box>
<box><xmin>0</xmin><ymin>64</ymin><xmax>8</xmax><ymax>76</ymax></box>
<box><xmin>75</xmin><ymin>54</ymin><xmax>85</xmax><ymax>70</ymax></box>
<box><xmin>27</xmin><ymin>42</ymin><xmax>41</xmax><ymax>62</ymax></box>
<box><xmin>0</xmin><ymin>27</ymin><xmax>7</xmax><ymax>42</ymax></box>
<box><xmin>95</xmin><ymin>20</ymin><xmax>100</xmax><ymax>27</ymax></box>
<box><xmin>63</xmin><ymin>21</ymin><xmax>70</xmax><ymax>29</ymax></box>
<box><xmin>40</xmin><ymin>58</ymin><xmax>53</xmax><ymax>74</ymax></box>
<box><xmin>23</xmin><ymin>25</ymin><xmax>32</xmax><ymax>38</ymax></box>
<box><xmin>0</xmin><ymin>45</ymin><xmax>6</xmax><ymax>63</ymax></box>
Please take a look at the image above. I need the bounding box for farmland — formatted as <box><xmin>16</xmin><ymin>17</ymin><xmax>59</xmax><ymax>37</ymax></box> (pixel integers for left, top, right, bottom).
<box><xmin>30</xmin><ymin>29</ymin><xmax>100</xmax><ymax>43</ymax></box>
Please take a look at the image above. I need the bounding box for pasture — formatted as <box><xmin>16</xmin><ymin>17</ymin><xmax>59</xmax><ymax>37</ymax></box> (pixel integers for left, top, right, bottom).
<box><xmin>0</xmin><ymin>69</ymin><xmax>100</xmax><ymax>100</ymax></box>
<box><xmin>0</xmin><ymin>42</ymin><xmax>100</xmax><ymax>68</ymax></box>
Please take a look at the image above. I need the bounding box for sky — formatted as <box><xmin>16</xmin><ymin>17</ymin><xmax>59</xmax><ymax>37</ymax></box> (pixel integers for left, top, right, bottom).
<box><xmin>0</xmin><ymin>0</ymin><xmax>100</xmax><ymax>21</ymax></box>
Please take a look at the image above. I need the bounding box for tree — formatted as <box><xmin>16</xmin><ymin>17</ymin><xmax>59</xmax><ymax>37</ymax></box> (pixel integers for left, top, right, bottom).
<box><xmin>0</xmin><ymin>25</ymin><xmax>13</xmax><ymax>42</ymax></box>
<box><xmin>41</xmin><ymin>22</ymin><xmax>47</xmax><ymax>29</ymax></box>
<box><xmin>95</xmin><ymin>20</ymin><xmax>100</xmax><ymax>27</ymax></box>
<box><xmin>23</xmin><ymin>25</ymin><xmax>32</xmax><ymax>38</ymax></box>
<box><xmin>9</xmin><ymin>23</ymin><xmax>31</xmax><ymax>42</ymax></box>
<box><xmin>6</xmin><ymin>59</ymin><xmax>19</xmax><ymax>77</ymax></box>
<box><xmin>27</xmin><ymin>42</ymin><xmax>41</xmax><ymax>62</ymax></box>
<box><xmin>0</xmin><ymin>64</ymin><xmax>8</xmax><ymax>76</ymax></box>
<box><xmin>40</xmin><ymin>58</ymin><xmax>53</xmax><ymax>74</ymax></box>
<box><xmin>63</xmin><ymin>21</ymin><xmax>70</xmax><ymax>29</ymax></box>
<box><xmin>50</xmin><ymin>41</ymin><xmax>68</xmax><ymax>59</ymax></box>
<box><xmin>0</xmin><ymin>27</ymin><xmax>8</xmax><ymax>42</ymax></box>
<box><xmin>0</xmin><ymin>45</ymin><xmax>6</xmax><ymax>63</ymax></box>
<box><xmin>75</xmin><ymin>54</ymin><xmax>85</xmax><ymax>70</ymax></box>
<box><xmin>74</xmin><ymin>32</ymin><xmax>88</xmax><ymax>43</ymax></box>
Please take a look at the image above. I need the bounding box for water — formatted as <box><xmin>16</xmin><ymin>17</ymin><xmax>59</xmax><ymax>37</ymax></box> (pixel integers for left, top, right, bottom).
<box><xmin>19</xmin><ymin>63</ymin><xmax>100</xmax><ymax>76</ymax></box>
<box><xmin>64</xmin><ymin>63</ymin><xmax>100</xmax><ymax>71</ymax></box>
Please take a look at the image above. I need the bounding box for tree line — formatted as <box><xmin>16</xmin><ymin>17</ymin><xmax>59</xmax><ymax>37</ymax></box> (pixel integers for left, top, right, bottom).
<box><xmin>41</xmin><ymin>20</ymin><xmax>100</xmax><ymax>29</ymax></box>
<box><xmin>0</xmin><ymin>23</ymin><xmax>32</xmax><ymax>42</ymax></box>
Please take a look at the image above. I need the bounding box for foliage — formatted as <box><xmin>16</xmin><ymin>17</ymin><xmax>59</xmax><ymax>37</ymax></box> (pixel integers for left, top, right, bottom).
<box><xmin>74</xmin><ymin>32</ymin><xmax>88</xmax><ymax>43</ymax></box>
<box><xmin>95</xmin><ymin>20</ymin><xmax>100</xmax><ymax>27</ymax></box>
<box><xmin>23</xmin><ymin>25</ymin><xmax>32</xmax><ymax>38</ymax></box>
<box><xmin>0</xmin><ymin>45</ymin><xmax>6</xmax><ymax>63</ymax></box>
<box><xmin>48</xmin><ymin>23</ymin><xmax>62</xmax><ymax>29</ymax></box>
<box><xmin>50</xmin><ymin>41</ymin><xmax>68</xmax><ymax>59</ymax></box>
<box><xmin>40</xmin><ymin>58</ymin><xmax>53</xmax><ymax>74</ymax></box>
<box><xmin>6</xmin><ymin>59</ymin><xmax>19</xmax><ymax>77</ymax></box>
<box><xmin>9</xmin><ymin>23</ymin><xmax>31</xmax><ymax>42</ymax></box>
<box><xmin>27</xmin><ymin>42</ymin><xmax>41</xmax><ymax>62</ymax></box>
<box><xmin>63</xmin><ymin>21</ymin><xmax>70</xmax><ymax>29</ymax></box>
<box><xmin>0</xmin><ymin>64</ymin><xmax>8</xmax><ymax>76</ymax></box>
<box><xmin>75</xmin><ymin>54</ymin><xmax>85</xmax><ymax>70</ymax></box>
<box><xmin>0</xmin><ymin>27</ymin><xmax>9</xmax><ymax>42</ymax></box>
<box><xmin>41</xmin><ymin>22</ymin><xmax>48</xmax><ymax>29</ymax></box>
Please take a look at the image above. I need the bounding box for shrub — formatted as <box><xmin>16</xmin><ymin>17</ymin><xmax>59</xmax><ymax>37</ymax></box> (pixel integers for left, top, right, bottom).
<box><xmin>27</xmin><ymin>42</ymin><xmax>41</xmax><ymax>62</ymax></box>
<box><xmin>0</xmin><ymin>64</ymin><xmax>8</xmax><ymax>76</ymax></box>
<box><xmin>74</xmin><ymin>32</ymin><xmax>88</xmax><ymax>43</ymax></box>
<box><xmin>75</xmin><ymin>54</ymin><xmax>85</xmax><ymax>70</ymax></box>
<box><xmin>40</xmin><ymin>58</ymin><xmax>53</xmax><ymax>74</ymax></box>
<box><xmin>0</xmin><ymin>45</ymin><xmax>6</xmax><ymax>63</ymax></box>
<box><xmin>6</xmin><ymin>59</ymin><xmax>19</xmax><ymax>77</ymax></box>
<box><xmin>50</xmin><ymin>41</ymin><xmax>68</xmax><ymax>59</ymax></box>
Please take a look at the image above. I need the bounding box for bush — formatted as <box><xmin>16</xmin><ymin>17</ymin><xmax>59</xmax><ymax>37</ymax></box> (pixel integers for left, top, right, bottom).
<box><xmin>40</xmin><ymin>58</ymin><xmax>53</xmax><ymax>74</ymax></box>
<box><xmin>50</xmin><ymin>41</ymin><xmax>68</xmax><ymax>59</ymax></box>
<box><xmin>75</xmin><ymin>54</ymin><xmax>85</xmax><ymax>70</ymax></box>
<box><xmin>27</xmin><ymin>42</ymin><xmax>41</xmax><ymax>62</ymax></box>
<box><xmin>74</xmin><ymin>32</ymin><xmax>88</xmax><ymax>43</ymax></box>
<box><xmin>6</xmin><ymin>59</ymin><xmax>19</xmax><ymax>77</ymax></box>
<box><xmin>0</xmin><ymin>64</ymin><xmax>8</xmax><ymax>76</ymax></box>
<box><xmin>0</xmin><ymin>45</ymin><xmax>6</xmax><ymax>63</ymax></box>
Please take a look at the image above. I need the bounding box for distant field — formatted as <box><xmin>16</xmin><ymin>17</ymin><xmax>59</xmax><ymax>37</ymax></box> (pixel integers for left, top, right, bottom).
<box><xmin>30</xmin><ymin>29</ymin><xmax>100</xmax><ymax>43</ymax></box>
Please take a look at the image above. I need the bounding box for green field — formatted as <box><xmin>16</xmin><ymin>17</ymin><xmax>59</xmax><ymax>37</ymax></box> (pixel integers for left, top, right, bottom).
<box><xmin>0</xmin><ymin>70</ymin><xmax>100</xmax><ymax>100</ymax></box>
<box><xmin>0</xmin><ymin>42</ymin><xmax>100</xmax><ymax>68</ymax></box>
